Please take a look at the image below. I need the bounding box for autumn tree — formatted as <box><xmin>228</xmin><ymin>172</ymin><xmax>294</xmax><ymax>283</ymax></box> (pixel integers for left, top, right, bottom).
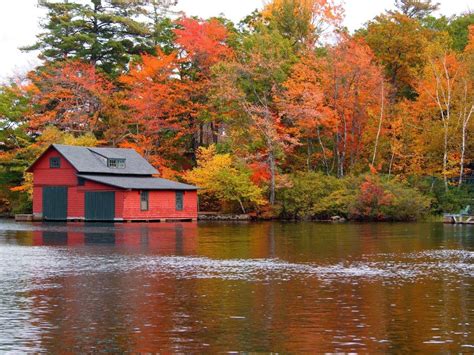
<box><xmin>284</xmin><ymin>36</ymin><xmax>386</xmax><ymax>176</ymax></box>
<box><xmin>214</xmin><ymin>26</ymin><xmax>298</xmax><ymax>204</ymax></box>
<box><xmin>0</xmin><ymin>83</ymin><xmax>32</xmax><ymax>214</ymax></box>
<box><xmin>185</xmin><ymin>145</ymin><xmax>265</xmax><ymax>213</ymax></box>
<box><xmin>0</xmin><ymin>83</ymin><xmax>31</xmax><ymax>153</ymax></box>
<box><xmin>362</xmin><ymin>12</ymin><xmax>438</xmax><ymax>100</ymax></box>
<box><xmin>422</xmin><ymin>12</ymin><xmax>474</xmax><ymax>52</ymax></box>
<box><xmin>173</xmin><ymin>17</ymin><xmax>234</xmax><ymax>147</ymax></box>
<box><xmin>406</xmin><ymin>35</ymin><xmax>474</xmax><ymax>190</ymax></box>
<box><xmin>280</xmin><ymin>51</ymin><xmax>336</xmax><ymax>173</ymax></box>
<box><xmin>262</xmin><ymin>0</ymin><xmax>342</xmax><ymax>47</ymax></box>
<box><xmin>329</xmin><ymin>37</ymin><xmax>387</xmax><ymax>175</ymax></box>
<box><xmin>457</xmin><ymin>25</ymin><xmax>474</xmax><ymax>186</ymax></box>
<box><xmin>119</xmin><ymin>50</ymin><xmax>189</xmax><ymax>175</ymax></box>
<box><xmin>27</xmin><ymin>60</ymin><xmax>113</xmax><ymax>135</ymax></box>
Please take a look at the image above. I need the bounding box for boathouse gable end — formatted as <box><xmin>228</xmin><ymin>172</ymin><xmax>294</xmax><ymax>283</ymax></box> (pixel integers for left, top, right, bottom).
<box><xmin>28</xmin><ymin>144</ymin><xmax>198</xmax><ymax>222</ymax></box>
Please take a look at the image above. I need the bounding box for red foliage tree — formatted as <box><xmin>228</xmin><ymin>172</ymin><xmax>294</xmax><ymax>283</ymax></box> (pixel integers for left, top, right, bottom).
<box><xmin>119</xmin><ymin>50</ymin><xmax>191</xmax><ymax>176</ymax></box>
<box><xmin>28</xmin><ymin>61</ymin><xmax>113</xmax><ymax>134</ymax></box>
<box><xmin>174</xmin><ymin>17</ymin><xmax>233</xmax><ymax>71</ymax></box>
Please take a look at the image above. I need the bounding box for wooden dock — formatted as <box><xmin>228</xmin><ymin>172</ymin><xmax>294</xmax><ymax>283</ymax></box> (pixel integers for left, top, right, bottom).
<box><xmin>443</xmin><ymin>214</ymin><xmax>474</xmax><ymax>224</ymax></box>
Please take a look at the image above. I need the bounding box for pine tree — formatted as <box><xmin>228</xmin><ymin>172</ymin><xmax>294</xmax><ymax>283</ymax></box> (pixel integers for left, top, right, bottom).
<box><xmin>394</xmin><ymin>0</ymin><xmax>440</xmax><ymax>19</ymax></box>
<box><xmin>23</xmin><ymin>0</ymin><xmax>175</xmax><ymax>76</ymax></box>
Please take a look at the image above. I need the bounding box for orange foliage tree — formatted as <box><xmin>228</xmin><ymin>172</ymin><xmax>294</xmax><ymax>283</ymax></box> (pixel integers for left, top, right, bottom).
<box><xmin>119</xmin><ymin>17</ymin><xmax>234</xmax><ymax>176</ymax></box>
<box><xmin>282</xmin><ymin>36</ymin><xmax>387</xmax><ymax>176</ymax></box>
<box><xmin>27</xmin><ymin>61</ymin><xmax>113</xmax><ymax>134</ymax></box>
<box><xmin>119</xmin><ymin>50</ymin><xmax>190</xmax><ymax>177</ymax></box>
<box><xmin>213</xmin><ymin>27</ymin><xmax>299</xmax><ymax>204</ymax></box>
<box><xmin>280</xmin><ymin>50</ymin><xmax>336</xmax><ymax>173</ymax></box>
<box><xmin>404</xmin><ymin>36</ymin><xmax>474</xmax><ymax>189</ymax></box>
<box><xmin>174</xmin><ymin>17</ymin><xmax>234</xmax><ymax>147</ymax></box>
<box><xmin>324</xmin><ymin>36</ymin><xmax>387</xmax><ymax>176</ymax></box>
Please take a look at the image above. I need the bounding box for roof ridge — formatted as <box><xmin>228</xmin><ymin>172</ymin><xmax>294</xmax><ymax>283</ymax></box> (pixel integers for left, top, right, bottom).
<box><xmin>87</xmin><ymin>147</ymin><xmax>109</xmax><ymax>159</ymax></box>
<box><xmin>28</xmin><ymin>144</ymin><xmax>159</xmax><ymax>175</ymax></box>
<box><xmin>53</xmin><ymin>143</ymin><xmax>134</xmax><ymax>151</ymax></box>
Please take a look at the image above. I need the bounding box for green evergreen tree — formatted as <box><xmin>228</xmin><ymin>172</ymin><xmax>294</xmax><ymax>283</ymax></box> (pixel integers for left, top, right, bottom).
<box><xmin>22</xmin><ymin>0</ymin><xmax>176</xmax><ymax>76</ymax></box>
<box><xmin>394</xmin><ymin>0</ymin><xmax>440</xmax><ymax>19</ymax></box>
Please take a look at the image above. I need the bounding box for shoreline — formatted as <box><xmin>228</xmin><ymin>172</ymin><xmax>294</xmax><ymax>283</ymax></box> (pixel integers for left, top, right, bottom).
<box><xmin>1</xmin><ymin>214</ymin><xmax>445</xmax><ymax>223</ymax></box>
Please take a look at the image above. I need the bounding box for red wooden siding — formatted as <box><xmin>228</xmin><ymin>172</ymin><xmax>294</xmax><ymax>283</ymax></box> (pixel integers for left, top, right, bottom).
<box><xmin>33</xmin><ymin>186</ymin><xmax>42</xmax><ymax>214</ymax></box>
<box><xmin>32</xmin><ymin>148</ymin><xmax>77</xmax><ymax>186</ymax></box>
<box><xmin>122</xmin><ymin>190</ymin><xmax>198</xmax><ymax>220</ymax></box>
<box><xmin>69</xmin><ymin>181</ymin><xmax>124</xmax><ymax>219</ymax></box>
<box><xmin>33</xmin><ymin>147</ymin><xmax>77</xmax><ymax>216</ymax></box>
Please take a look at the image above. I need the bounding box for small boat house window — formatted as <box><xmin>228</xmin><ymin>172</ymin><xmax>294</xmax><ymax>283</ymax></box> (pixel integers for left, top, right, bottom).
<box><xmin>176</xmin><ymin>191</ymin><xmax>184</xmax><ymax>211</ymax></box>
<box><xmin>140</xmin><ymin>190</ymin><xmax>149</xmax><ymax>211</ymax></box>
<box><xmin>107</xmin><ymin>158</ymin><xmax>126</xmax><ymax>169</ymax></box>
<box><xmin>49</xmin><ymin>157</ymin><xmax>60</xmax><ymax>168</ymax></box>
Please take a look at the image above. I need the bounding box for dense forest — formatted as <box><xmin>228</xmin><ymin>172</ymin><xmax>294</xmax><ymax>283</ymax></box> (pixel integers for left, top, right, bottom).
<box><xmin>0</xmin><ymin>0</ymin><xmax>473</xmax><ymax>220</ymax></box>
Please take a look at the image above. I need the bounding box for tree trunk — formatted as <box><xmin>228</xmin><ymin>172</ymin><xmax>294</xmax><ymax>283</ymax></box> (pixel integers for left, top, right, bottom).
<box><xmin>372</xmin><ymin>80</ymin><xmax>384</xmax><ymax>166</ymax></box>
<box><xmin>458</xmin><ymin>81</ymin><xmax>473</xmax><ymax>188</ymax></box>
<box><xmin>316</xmin><ymin>128</ymin><xmax>329</xmax><ymax>175</ymax></box>
<box><xmin>458</xmin><ymin>106</ymin><xmax>473</xmax><ymax>186</ymax></box>
<box><xmin>442</xmin><ymin>122</ymin><xmax>449</xmax><ymax>192</ymax></box>
<box><xmin>238</xmin><ymin>198</ymin><xmax>246</xmax><ymax>214</ymax></box>
<box><xmin>306</xmin><ymin>138</ymin><xmax>312</xmax><ymax>171</ymax></box>
<box><xmin>341</xmin><ymin>116</ymin><xmax>347</xmax><ymax>177</ymax></box>
<box><xmin>459</xmin><ymin>120</ymin><xmax>466</xmax><ymax>187</ymax></box>
<box><xmin>431</xmin><ymin>56</ymin><xmax>452</xmax><ymax>192</ymax></box>
<box><xmin>269</xmin><ymin>151</ymin><xmax>276</xmax><ymax>205</ymax></box>
<box><xmin>388</xmin><ymin>147</ymin><xmax>395</xmax><ymax>177</ymax></box>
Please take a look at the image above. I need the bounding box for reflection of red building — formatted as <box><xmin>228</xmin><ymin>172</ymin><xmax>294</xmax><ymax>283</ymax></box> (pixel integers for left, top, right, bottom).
<box><xmin>27</xmin><ymin>144</ymin><xmax>198</xmax><ymax>222</ymax></box>
<box><xmin>32</xmin><ymin>223</ymin><xmax>198</xmax><ymax>254</ymax></box>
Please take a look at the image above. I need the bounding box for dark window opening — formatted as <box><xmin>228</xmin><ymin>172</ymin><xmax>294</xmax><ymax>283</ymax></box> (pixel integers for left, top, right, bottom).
<box><xmin>176</xmin><ymin>191</ymin><xmax>184</xmax><ymax>211</ymax></box>
<box><xmin>140</xmin><ymin>190</ymin><xmax>149</xmax><ymax>211</ymax></box>
<box><xmin>78</xmin><ymin>177</ymin><xmax>85</xmax><ymax>186</ymax></box>
<box><xmin>107</xmin><ymin>158</ymin><xmax>126</xmax><ymax>169</ymax></box>
<box><xmin>49</xmin><ymin>157</ymin><xmax>60</xmax><ymax>168</ymax></box>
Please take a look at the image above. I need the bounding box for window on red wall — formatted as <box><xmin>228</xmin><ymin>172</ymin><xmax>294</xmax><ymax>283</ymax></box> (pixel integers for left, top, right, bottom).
<box><xmin>176</xmin><ymin>191</ymin><xmax>184</xmax><ymax>211</ymax></box>
<box><xmin>140</xmin><ymin>191</ymin><xmax>149</xmax><ymax>211</ymax></box>
<box><xmin>49</xmin><ymin>157</ymin><xmax>60</xmax><ymax>168</ymax></box>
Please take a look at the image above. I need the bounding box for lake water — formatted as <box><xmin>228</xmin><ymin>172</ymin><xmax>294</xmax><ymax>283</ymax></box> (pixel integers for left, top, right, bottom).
<box><xmin>0</xmin><ymin>219</ymin><xmax>473</xmax><ymax>352</ymax></box>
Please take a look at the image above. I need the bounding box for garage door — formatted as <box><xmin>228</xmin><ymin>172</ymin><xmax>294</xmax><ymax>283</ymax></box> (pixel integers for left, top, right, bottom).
<box><xmin>43</xmin><ymin>186</ymin><xmax>68</xmax><ymax>221</ymax></box>
<box><xmin>85</xmin><ymin>191</ymin><xmax>115</xmax><ymax>221</ymax></box>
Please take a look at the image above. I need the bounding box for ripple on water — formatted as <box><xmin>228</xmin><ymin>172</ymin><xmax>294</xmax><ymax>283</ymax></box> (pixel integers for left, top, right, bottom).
<box><xmin>0</xmin><ymin>243</ymin><xmax>473</xmax><ymax>352</ymax></box>
<box><xmin>0</xmin><ymin>246</ymin><xmax>473</xmax><ymax>288</ymax></box>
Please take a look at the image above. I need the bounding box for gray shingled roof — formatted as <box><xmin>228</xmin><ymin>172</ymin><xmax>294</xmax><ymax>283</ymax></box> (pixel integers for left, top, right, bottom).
<box><xmin>51</xmin><ymin>144</ymin><xmax>158</xmax><ymax>175</ymax></box>
<box><xmin>78</xmin><ymin>174</ymin><xmax>198</xmax><ymax>190</ymax></box>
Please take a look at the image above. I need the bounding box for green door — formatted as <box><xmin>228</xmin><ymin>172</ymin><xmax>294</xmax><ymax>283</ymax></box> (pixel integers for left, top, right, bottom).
<box><xmin>42</xmin><ymin>186</ymin><xmax>68</xmax><ymax>221</ymax></box>
<box><xmin>85</xmin><ymin>191</ymin><xmax>115</xmax><ymax>221</ymax></box>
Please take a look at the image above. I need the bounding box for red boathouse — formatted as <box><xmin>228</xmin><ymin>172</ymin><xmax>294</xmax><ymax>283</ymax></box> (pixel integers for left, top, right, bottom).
<box><xmin>27</xmin><ymin>144</ymin><xmax>198</xmax><ymax>222</ymax></box>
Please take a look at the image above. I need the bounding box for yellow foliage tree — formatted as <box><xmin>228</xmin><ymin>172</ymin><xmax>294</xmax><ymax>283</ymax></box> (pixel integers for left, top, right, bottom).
<box><xmin>185</xmin><ymin>145</ymin><xmax>266</xmax><ymax>213</ymax></box>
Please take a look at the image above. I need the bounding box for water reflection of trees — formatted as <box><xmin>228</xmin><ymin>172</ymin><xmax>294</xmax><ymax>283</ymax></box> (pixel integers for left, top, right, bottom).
<box><xmin>10</xmin><ymin>222</ymin><xmax>474</xmax><ymax>352</ymax></box>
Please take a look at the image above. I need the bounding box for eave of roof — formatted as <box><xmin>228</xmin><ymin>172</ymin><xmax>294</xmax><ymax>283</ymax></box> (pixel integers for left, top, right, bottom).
<box><xmin>78</xmin><ymin>174</ymin><xmax>198</xmax><ymax>190</ymax></box>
